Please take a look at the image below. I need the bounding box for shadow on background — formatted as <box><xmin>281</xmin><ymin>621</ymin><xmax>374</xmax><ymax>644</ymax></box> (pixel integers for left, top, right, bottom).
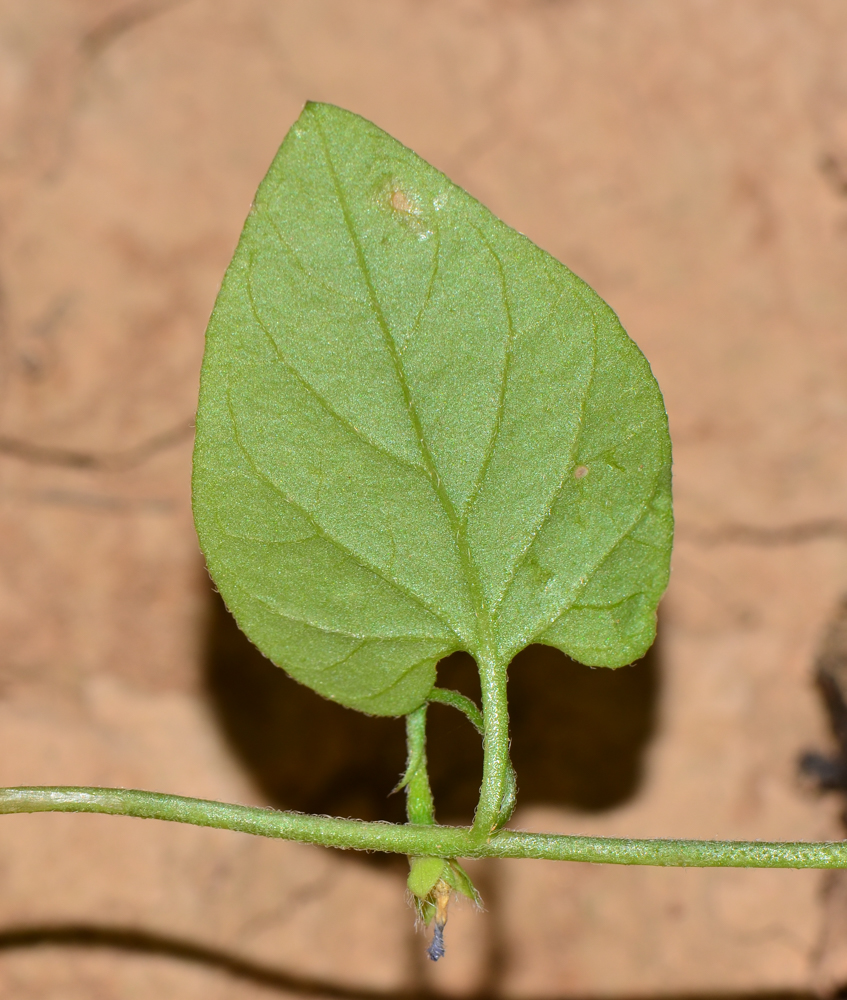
<box><xmin>0</xmin><ymin>923</ymin><xmax>818</xmax><ymax>1000</ymax></box>
<box><xmin>204</xmin><ymin>589</ymin><xmax>660</xmax><ymax>826</ymax></box>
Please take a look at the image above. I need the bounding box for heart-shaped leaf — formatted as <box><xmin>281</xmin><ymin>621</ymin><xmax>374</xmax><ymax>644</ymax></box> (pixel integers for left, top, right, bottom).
<box><xmin>193</xmin><ymin>103</ymin><xmax>673</xmax><ymax>716</ymax></box>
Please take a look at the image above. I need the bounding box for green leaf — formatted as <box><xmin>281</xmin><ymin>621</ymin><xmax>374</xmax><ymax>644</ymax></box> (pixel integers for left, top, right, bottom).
<box><xmin>192</xmin><ymin>102</ymin><xmax>673</xmax><ymax>716</ymax></box>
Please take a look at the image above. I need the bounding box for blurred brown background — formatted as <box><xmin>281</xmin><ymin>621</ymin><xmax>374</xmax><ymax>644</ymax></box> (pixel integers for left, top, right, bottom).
<box><xmin>1</xmin><ymin>1</ymin><xmax>847</xmax><ymax>997</ymax></box>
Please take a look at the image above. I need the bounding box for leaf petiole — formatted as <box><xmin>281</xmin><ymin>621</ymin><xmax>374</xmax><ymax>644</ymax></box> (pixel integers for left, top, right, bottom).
<box><xmin>472</xmin><ymin>649</ymin><xmax>513</xmax><ymax>839</ymax></box>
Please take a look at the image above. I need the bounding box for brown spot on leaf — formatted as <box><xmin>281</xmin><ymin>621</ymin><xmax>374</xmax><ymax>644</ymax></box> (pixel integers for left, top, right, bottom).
<box><xmin>390</xmin><ymin>187</ymin><xmax>417</xmax><ymax>215</ymax></box>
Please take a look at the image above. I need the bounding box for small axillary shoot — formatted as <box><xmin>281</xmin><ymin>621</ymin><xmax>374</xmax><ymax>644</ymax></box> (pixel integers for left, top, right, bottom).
<box><xmin>426</xmin><ymin>879</ymin><xmax>451</xmax><ymax>962</ymax></box>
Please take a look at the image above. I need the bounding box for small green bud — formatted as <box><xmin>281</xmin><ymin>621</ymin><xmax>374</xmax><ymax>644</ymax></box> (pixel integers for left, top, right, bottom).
<box><xmin>407</xmin><ymin>856</ymin><xmax>448</xmax><ymax>900</ymax></box>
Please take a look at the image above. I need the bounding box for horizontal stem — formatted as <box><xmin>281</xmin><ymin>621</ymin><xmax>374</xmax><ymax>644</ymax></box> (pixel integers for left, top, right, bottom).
<box><xmin>1</xmin><ymin>786</ymin><xmax>847</xmax><ymax>868</ymax></box>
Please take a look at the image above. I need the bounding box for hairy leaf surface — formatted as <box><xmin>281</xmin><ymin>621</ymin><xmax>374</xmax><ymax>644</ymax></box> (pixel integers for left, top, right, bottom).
<box><xmin>193</xmin><ymin>102</ymin><xmax>673</xmax><ymax>716</ymax></box>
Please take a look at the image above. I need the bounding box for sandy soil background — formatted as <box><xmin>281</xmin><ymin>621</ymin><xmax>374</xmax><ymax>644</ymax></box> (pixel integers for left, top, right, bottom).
<box><xmin>2</xmin><ymin>1</ymin><xmax>847</xmax><ymax>997</ymax></box>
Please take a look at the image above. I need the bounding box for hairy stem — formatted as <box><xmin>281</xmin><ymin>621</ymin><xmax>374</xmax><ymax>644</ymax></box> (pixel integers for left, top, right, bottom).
<box><xmin>2</xmin><ymin>787</ymin><xmax>847</xmax><ymax>868</ymax></box>
<box><xmin>404</xmin><ymin>704</ymin><xmax>435</xmax><ymax>825</ymax></box>
<box><xmin>472</xmin><ymin>650</ymin><xmax>512</xmax><ymax>839</ymax></box>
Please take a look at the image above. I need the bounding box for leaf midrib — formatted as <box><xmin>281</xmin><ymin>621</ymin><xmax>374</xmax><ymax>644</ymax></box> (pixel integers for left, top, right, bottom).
<box><xmin>314</xmin><ymin>120</ymin><xmax>492</xmax><ymax>651</ymax></box>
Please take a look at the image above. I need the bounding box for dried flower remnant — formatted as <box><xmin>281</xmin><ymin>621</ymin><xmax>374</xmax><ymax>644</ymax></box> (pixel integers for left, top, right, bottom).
<box><xmin>426</xmin><ymin>880</ymin><xmax>451</xmax><ymax>961</ymax></box>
